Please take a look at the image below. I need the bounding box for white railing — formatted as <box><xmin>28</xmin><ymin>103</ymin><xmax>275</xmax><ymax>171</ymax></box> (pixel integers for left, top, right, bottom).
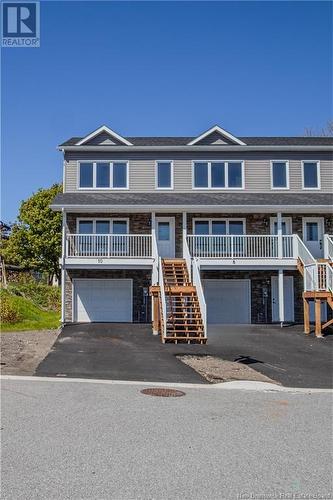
<box><xmin>324</xmin><ymin>234</ymin><xmax>333</xmax><ymax>261</ymax></box>
<box><xmin>192</xmin><ymin>258</ymin><xmax>207</xmax><ymax>339</ymax></box>
<box><xmin>294</xmin><ymin>235</ymin><xmax>316</xmax><ymax>267</ymax></box>
<box><xmin>182</xmin><ymin>236</ymin><xmax>192</xmax><ymax>281</ymax></box>
<box><xmin>187</xmin><ymin>235</ymin><xmax>294</xmax><ymax>259</ymax></box>
<box><xmin>304</xmin><ymin>262</ymin><xmax>333</xmax><ymax>292</ymax></box>
<box><xmin>66</xmin><ymin>234</ymin><xmax>152</xmax><ymax>258</ymax></box>
<box><xmin>158</xmin><ymin>257</ymin><xmax>167</xmax><ymax>341</ymax></box>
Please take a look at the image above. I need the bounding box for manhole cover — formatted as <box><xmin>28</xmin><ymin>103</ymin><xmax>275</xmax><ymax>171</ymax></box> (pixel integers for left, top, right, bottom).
<box><xmin>140</xmin><ymin>388</ymin><xmax>185</xmax><ymax>397</ymax></box>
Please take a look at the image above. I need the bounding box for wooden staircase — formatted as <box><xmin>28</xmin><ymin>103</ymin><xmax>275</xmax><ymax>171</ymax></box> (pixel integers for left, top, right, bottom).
<box><xmin>298</xmin><ymin>258</ymin><xmax>333</xmax><ymax>337</ymax></box>
<box><xmin>150</xmin><ymin>259</ymin><xmax>206</xmax><ymax>344</ymax></box>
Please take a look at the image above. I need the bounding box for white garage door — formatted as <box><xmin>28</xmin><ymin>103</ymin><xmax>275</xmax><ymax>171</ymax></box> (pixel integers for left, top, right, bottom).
<box><xmin>74</xmin><ymin>279</ymin><xmax>132</xmax><ymax>322</ymax></box>
<box><xmin>203</xmin><ymin>279</ymin><xmax>251</xmax><ymax>324</ymax></box>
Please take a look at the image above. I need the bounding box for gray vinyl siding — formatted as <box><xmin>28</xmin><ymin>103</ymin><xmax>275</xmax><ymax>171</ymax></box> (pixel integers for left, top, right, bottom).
<box><xmin>64</xmin><ymin>153</ymin><xmax>333</xmax><ymax>193</ymax></box>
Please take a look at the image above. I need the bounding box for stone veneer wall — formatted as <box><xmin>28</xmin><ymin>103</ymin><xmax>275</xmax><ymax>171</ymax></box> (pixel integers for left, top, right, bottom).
<box><xmin>65</xmin><ymin>269</ymin><xmax>152</xmax><ymax>323</ymax></box>
<box><xmin>200</xmin><ymin>269</ymin><xmax>304</xmax><ymax>324</ymax></box>
<box><xmin>186</xmin><ymin>213</ymin><xmax>333</xmax><ymax>236</ymax></box>
<box><xmin>66</xmin><ymin>213</ymin><xmax>151</xmax><ymax>234</ymax></box>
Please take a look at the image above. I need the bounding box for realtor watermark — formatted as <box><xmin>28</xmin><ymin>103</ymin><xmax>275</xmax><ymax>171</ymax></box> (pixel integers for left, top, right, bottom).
<box><xmin>238</xmin><ymin>493</ymin><xmax>332</xmax><ymax>500</ymax></box>
<box><xmin>1</xmin><ymin>2</ymin><xmax>40</xmax><ymax>47</ymax></box>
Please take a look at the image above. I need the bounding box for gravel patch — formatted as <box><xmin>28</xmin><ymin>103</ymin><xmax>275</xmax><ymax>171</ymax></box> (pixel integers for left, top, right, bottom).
<box><xmin>177</xmin><ymin>354</ymin><xmax>279</xmax><ymax>384</ymax></box>
<box><xmin>1</xmin><ymin>330</ymin><xmax>60</xmax><ymax>376</ymax></box>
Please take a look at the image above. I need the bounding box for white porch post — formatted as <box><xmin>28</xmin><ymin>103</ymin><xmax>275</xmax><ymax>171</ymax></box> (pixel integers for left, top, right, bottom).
<box><xmin>278</xmin><ymin>269</ymin><xmax>284</xmax><ymax>327</ymax></box>
<box><xmin>182</xmin><ymin>212</ymin><xmax>187</xmax><ymax>253</ymax></box>
<box><xmin>151</xmin><ymin>212</ymin><xmax>158</xmax><ymax>335</ymax></box>
<box><xmin>61</xmin><ymin>209</ymin><xmax>67</xmax><ymax>323</ymax></box>
<box><xmin>277</xmin><ymin>212</ymin><xmax>283</xmax><ymax>259</ymax></box>
<box><xmin>151</xmin><ymin>212</ymin><xmax>158</xmax><ymax>284</ymax></box>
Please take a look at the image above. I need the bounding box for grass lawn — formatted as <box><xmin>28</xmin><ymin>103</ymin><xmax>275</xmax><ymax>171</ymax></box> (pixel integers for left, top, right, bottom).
<box><xmin>1</xmin><ymin>288</ymin><xmax>61</xmax><ymax>332</ymax></box>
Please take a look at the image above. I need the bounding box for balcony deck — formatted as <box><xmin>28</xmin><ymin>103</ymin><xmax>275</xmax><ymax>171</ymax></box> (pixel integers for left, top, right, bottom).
<box><xmin>64</xmin><ymin>234</ymin><xmax>155</xmax><ymax>268</ymax></box>
<box><xmin>187</xmin><ymin>234</ymin><xmax>297</xmax><ymax>269</ymax></box>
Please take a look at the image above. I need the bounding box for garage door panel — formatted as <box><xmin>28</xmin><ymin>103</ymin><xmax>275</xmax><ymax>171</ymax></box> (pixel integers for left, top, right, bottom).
<box><xmin>203</xmin><ymin>279</ymin><xmax>251</xmax><ymax>324</ymax></box>
<box><xmin>74</xmin><ymin>279</ymin><xmax>132</xmax><ymax>323</ymax></box>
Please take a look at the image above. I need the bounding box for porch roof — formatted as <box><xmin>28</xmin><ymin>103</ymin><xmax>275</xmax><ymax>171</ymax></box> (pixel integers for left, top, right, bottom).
<box><xmin>51</xmin><ymin>192</ymin><xmax>332</xmax><ymax>213</ymax></box>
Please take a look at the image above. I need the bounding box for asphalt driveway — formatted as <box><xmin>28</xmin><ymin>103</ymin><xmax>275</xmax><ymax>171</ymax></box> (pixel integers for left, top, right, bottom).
<box><xmin>36</xmin><ymin>323</ymin><xmax>333</xmax><ymax>388</ymax></box>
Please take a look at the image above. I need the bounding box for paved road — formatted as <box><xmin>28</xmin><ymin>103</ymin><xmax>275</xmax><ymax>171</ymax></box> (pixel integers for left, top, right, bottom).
<box><xmin>37</xmin><ymin>323</ymin><xmax>333</xmax><ymax>388</ymax></box>
<box><xmin>1</xmin><ymin>377</ymin><xmax>332</xmax><ymax>500</ymax></box>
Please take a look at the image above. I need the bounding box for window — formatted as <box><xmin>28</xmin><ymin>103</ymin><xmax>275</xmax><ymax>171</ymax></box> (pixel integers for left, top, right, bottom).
<box><xmin>96</xmin><ymin>163</ymin><xmax>110</xmax><ymax>188</ymax></box>
<box><xmin>156</xmin><ymin>161</ymin><xmax>173</xmax><ymax>189</ymax></box>
<box><xmin>270</xmin><ymin>217</ymin><xmax>292</xmax><ymax>235</ymax></box>
<box><xmin>79</xmin><ymin>163</ymin><xmax>94</xmax><ymax>188</ymax></box>
<box><xmin>113</xmin><ymin>163</ymin><xmax>127</xmax><ymax>188</ymax></box>
<box><xmin>194</xmin><ymin>219</ymin><xmax>245</xmax><ymax>235</ymax></box>
<box><xmin>78</xmin><ymin>220</ymin><xmax>93</xmax><ymax>234</ymax></box>
<box><xmin>194</xmin><ymin>162</ymin><xmax>209</xmax><ymax>187</ymax></box>
<box><xmin>78</xmin><ymin>162</ymin><xmax>128</xmax><ymax>189</ymax></box>
<box><xmin>78</xmin><ymin>219</ymin><xmax>128</xmax><ymax>234</ymax></box>
<box><xmin>271</xmin><ymin>161</ymin><xmax>289</xmax><ymax>189</ymax></box>
<box><xmin>193</xmin><ymin>161</ymin><xmax>243</xmax><ymax>188</ymax></box>
<box><xmin>158</xmin><ymin>222</ymin><xmax>170</xmax><ymax>241</ymax></box>
<box><xmin>302</xmin><ymin>161</ymin><xmax>320</xmax><ymax>189</ymax></box>
<box><xmin>112</xmin><ymin>220</ymin><xmax>128</xmax><ymax>234</ymax></box>
<box><xmin>306</xmin><ymin>222</ymin><xmax>318</xmax><ymax>241</ymax></box>
<box><xmin>211</xmin><ymin>162</ymin><xmax>225</xmax><ymax>188</ymax></box>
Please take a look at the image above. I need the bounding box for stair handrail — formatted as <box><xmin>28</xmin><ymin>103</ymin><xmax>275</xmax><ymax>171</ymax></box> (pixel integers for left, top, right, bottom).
<box><xmin>294</xmin><ymin>234</ymin><xmax>316</xmax><ymax>267</ymax></box>
<box><xmin>324</xmin><ymin>234</ymin><xmax>333</xmax><ymax>262</ymax></box>
<box><xmin>182</xmin><ymin>236</ymin><xmax>192</xmax><ymax>282</ymax></box>
<box><xmin>192</xmin><ymin>258</ymin><xmax>207</xmax><ymax>339</ymax></box>
<box><xmin>158</xmin><ymin>257</ymin><xmax>167</xmax><ymax>341</ymax></box>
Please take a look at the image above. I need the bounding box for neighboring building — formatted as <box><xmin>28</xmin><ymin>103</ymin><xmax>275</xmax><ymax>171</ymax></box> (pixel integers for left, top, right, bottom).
<box><xmin>51</xmin><ymin>124</ymin><xmax>333</xmax><ymax>342</ymax></box>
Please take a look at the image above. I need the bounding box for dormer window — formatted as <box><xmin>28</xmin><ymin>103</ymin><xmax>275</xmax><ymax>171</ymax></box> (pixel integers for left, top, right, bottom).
<box><xmin>78</xmin><ymin>162</ymin><xmax>128</xmax><ymax>189</ymax></box>
<box><xmin>193</xmin><ymin>161</ymin><xmax>244</xmax><ymax>189</ymax></box>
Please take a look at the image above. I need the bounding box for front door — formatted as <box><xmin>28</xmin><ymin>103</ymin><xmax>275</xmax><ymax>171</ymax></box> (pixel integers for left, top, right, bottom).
<box><xmin>271</xmin><ymin>276</ymin><xmax>294</xmax><ymax>322</ymax></box>
<box><xmin>302</xmin><ymin>217</ymin><xmax>324</xmax><ymax>258</ymax></box>
<box><xmin>156</xmin><ymin>217</ymin><xmax>175</xmax><ymax>258</ymax></box>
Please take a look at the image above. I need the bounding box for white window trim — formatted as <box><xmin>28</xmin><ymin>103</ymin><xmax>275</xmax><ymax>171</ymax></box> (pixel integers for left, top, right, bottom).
<box><xmin>192</xmin><ymin>218</ymin><xmax>246</xmax><ymax>234</ymax></box>
<box><xmin>192</xmin><ymin>160</ymin><xmax>245</xmax><ymax>190</ymax></box>
<box><xmin>270</xmin><ymin>160</ymin><xmax>290</xmax><ymax>190</ymax></box>
<box><xmin>76</xmin><ymin>218</ymin><xmax>129</xmax><ymax>234</ymax></box>
<box><xmin>301</xmin><ymin>160</ymin><xmax>321</xmax><ymax>190</ymax></box>
<box><xmin>269</xmin><ymin>217</ymin><xmax>293</xmax><ymax>235</ymax></box>
<box><xmin>155</xmin><ymin>160</ymin><xmax>174</xmax><ymax>190</ymax></box>
<box><xmin>77</xmin><ymin>161</ymin><xmax>129</xmax><ymax>190</ymax></box>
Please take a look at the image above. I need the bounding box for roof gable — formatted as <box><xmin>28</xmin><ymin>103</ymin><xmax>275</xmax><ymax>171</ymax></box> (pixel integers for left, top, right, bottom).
<box><xmin>76</xmin><ymin>125</ymin><xmax>133</xmax><ymax>146</ymax></box>
<box><xmin>188</xmin><ymin>125</ymin><xmax>246</xmax><ymax>146</ymax></box>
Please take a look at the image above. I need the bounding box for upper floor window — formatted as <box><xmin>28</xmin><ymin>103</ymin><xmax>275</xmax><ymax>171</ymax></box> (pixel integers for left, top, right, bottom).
<box><xmin>156</xmin><ymin>161</ymin><xmax>173</xmax><ymax>189</ymax></box>
<box><xmin>193</xmin><ymin>161</ymin><xmax>244</xmax><ymax>189</ymax></box>
<box><xmin>302</xmin><ymin>161</ymin><xmax>320</xmax><ymax>189</ymax></box>
<box><xmin>79</xmin><ymin>162</ymin><xmax>128</xmax><ymax>189</ymax></box>
<box><xmin>271</xmin><ymin>161</ymin><xmax>289</xmax><ymax>189</ymax></box>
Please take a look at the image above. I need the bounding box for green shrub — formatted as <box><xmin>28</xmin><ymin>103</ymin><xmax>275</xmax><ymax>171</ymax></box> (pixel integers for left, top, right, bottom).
<box><xmin>8</xmin><ymin>283</ymin><xmax>61</xmax><ymax>312</ymax></box>
<box><xmin>0</xmin><ymin>291</ymin><xmax>22</xmax><ymax>323</ymax></box>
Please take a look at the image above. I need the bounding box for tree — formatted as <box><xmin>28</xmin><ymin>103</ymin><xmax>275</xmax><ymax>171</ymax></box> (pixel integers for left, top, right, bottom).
<box><xmin>3</xmin><ymin>184</ymin><xmax>62</xmax><ymax>284</ymax></box>
<box><xmin>304</xmin><ymin>120</ymin><xmax>333</xmax><ymax>137</ymax></box>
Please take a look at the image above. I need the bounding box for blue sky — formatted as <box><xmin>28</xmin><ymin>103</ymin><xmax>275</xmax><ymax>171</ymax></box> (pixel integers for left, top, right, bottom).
<box><xmin>2</xmin><ymin>0</ymin><xmax>332</xmax><ymax>221</ymax></box>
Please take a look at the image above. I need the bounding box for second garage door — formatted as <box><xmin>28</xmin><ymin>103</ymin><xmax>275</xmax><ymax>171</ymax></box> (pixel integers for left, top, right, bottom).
<box><xmin>203</xmin><ymin>279</ymin><xmax>251</xmax><ymax>324</ymax></box>
<box><xmin>74</xmin><ymin>279</ymin><xmax>132</xmax><ymax>322</ymax></box>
